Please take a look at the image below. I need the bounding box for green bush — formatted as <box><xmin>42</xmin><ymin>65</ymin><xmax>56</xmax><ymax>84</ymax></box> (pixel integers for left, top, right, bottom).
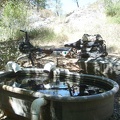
<box><xmin>29</xmin><ymin>28</ymin><xmax>56</xmax><ymax>42</ymax></box>
<box><xmin>0</xmin><ymin>40</ymin><xmax>20</xmax><ymax>70</ymax></box>
<box><xmin>0</xmin><ymin>0</ymin><xmax>29</xmax><ymax>41</ymax></box>
<box><xmin>104</xmin><ymin>0</ymin><xmax>120</xmax><ymax>23</ymax></box>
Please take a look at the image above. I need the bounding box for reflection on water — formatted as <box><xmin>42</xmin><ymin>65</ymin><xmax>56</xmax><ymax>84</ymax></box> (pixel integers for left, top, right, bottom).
<box><xmin>2</xmin><ymin>73</ymin><xmax>106</xmax><ymax>97</ymax></box>
<box><xmin>39</xmin><ymin>89</ymin><xmax>70</xmax><ymax>96</ymax></box>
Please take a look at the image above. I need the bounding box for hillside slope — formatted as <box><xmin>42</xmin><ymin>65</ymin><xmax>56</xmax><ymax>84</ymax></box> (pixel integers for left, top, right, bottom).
<box><xmin>29</xmin><ymin>1</ymin><xmax>120</xmax><ymax>53</ymax></box>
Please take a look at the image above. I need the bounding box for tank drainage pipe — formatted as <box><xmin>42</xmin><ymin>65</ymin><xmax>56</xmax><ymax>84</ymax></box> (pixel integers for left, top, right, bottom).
<box><xmin>30</xmin><ymin>98</ymin><xmax>48</xmax><ymax>120</ymax></box>
<box><xmin>43</xmin><ymin>62</ymin><xmax>56</xmax><ymax>73</ymax></box>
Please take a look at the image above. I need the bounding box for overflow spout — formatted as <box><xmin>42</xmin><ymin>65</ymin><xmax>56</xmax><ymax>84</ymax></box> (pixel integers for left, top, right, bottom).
<box><xmin>31</xmin><ymin>98</ymin><xmax>48</xmax><ymax>120</ymax></box>
<box><xmin>43</xmin><ymin>62</ymin><xmax>56</xmax><ymax>73</ymax></box>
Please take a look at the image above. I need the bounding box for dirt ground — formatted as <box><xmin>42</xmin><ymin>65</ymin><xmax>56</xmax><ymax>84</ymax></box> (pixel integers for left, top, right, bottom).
<box><xmin>1</xmin><ymin>56</ymin><xmax>120</xmax><ymax>120</ymax></box>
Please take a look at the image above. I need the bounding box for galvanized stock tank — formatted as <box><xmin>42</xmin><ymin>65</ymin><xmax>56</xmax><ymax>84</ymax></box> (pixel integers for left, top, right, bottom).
<box><xmin>0</xmin><ymin>67</ymin><xmax>119</xmax><ymax>120</ymax></box>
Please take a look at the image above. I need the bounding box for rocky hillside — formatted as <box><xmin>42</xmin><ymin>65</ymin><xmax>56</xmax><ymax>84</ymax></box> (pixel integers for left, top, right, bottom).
<box><xmin>29</xmin><ymin>2</ymin><xmax>106</xmax><ymax>37</ymax></box>
<box><xmin>28</xmin><ymin>1</ymin><xmax>120</xmax><ymax>53</ymax></box>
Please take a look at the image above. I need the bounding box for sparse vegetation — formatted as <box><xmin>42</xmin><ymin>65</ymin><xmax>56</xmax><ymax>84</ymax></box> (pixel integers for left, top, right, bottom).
<box><xmin>0</xmin><ymin>1</ymin><xmax>120</xmax><ymax>120</ymax></box>
<box><xmin>29</xmin><ymin>28</ymin><xmax>56</xmax><ymax>41</ymax></box>
<box><xmin>0</xmin><ymin>0</ymin><xmax>120</xmax><ymax>70</ymax></box>
<box><xmin>0</xmin><ymin>0</ymin><xmax>29</xmax><ymax>41</ymax></box>
<box><xmin>0</xmin><ymin>26</ymin><xmax>68</xmax><ymax>69</ymax></box>
<box><xmin>29</xmin><ymin>27</ymin><xmax>68</xmax><ymax>46</ymax></box>
<box><xmin>104</xmin><ymin>0</ymin><xmax>120</xmax><ymax>23</ymax></box>
<box><xmin>0</xmin><ymin>40</ymin><xmax>19</xmax><ymax>70</ymax></box>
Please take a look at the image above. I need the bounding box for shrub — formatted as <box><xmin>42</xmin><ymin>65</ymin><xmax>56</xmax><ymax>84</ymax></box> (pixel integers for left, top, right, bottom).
<box><xmin>104</xmin><ymin>0</ymin><xmax>120</xmax><ymax>23</ymax></box>
<box><xmin>0</xmin><ymin>0</ymin><xmax>29</xmax><ymax>41</ymax></box>
<box><xmin>29</xmin><ymin>27</ymin><xmax>56</xmax><ymax>42</ymax></box>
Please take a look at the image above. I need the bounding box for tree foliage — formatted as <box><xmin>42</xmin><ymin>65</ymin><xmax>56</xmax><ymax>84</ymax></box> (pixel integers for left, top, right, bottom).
<box><xmin>0</xmin><ymin>0</ymin><xmax>29</xmax><ymax>40</ymax></box>
<box><xmin>54</xmin><ymin>0</ymin><xmax>62</xmax><ymax>16</ymax></box>
<box><xmin>47</xmin><ymin>0</ymin><xmax>62</xmax><ymax>16</ymax></box>
<box><xmin>104</xmin><ymin>0</ymin><xmax>120</xmax><ymax>23</ymax></box>
<box><xmin>73</xmin><ymin>0</ymin><xmax>80</xmax><ymax>8</ymax></box>
<box><xmin>31</xmin><ymin>0</ymin><xmax>47</xmax><ymax>11</ymax></box>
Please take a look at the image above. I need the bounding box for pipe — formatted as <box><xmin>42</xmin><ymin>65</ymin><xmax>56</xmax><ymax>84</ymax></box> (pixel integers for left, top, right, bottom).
<box><xmin>5</xmin><ymin>61</ymin><xmax>22</xmax><ymax>73</ymax></box>
<box><xmin>43</xmin><ymin>62</ymin><xmax>56</xmax><ymax>73</ymax></box>
<box><xmin>31</xmin><ymin>98</ymin><xmax>48</xmax><ymax>120</ymax></box>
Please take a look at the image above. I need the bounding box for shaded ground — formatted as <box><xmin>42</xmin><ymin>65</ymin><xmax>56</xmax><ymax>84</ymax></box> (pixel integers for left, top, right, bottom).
<box><xmin>0</xmin><ymin>40</ymin><xmax>120</xmax><ymax>120</ymax></box>
<box><xmin>1</xmin><ymin>54</ymin><xmax>120</xmax><ymax>120</ymax></box>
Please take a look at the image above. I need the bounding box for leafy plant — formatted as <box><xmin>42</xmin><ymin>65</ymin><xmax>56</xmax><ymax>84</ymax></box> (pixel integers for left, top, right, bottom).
<box><xmin>0</xmin><ymin>0</ymin><xmax>29</xmax><ymax>41</ymax></box>
<box><xmin>28</xmin><ymin>28</ymin><xmax>56</xmax><ymax>42</ymax></box>
<box><xmin>104</xmin><ymin>0</ymin><xmax>120</xmax><ymax>23</ymax></box>
<box><xmin>0</xmin><ymin>40</ymin><xmax>20</xmax><ymax>70</ymax></box>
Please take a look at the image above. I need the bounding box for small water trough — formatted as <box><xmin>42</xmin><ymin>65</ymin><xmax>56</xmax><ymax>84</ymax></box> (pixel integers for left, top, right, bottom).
<box><xmin>0</xmin><ymin>67</ymin><xmax>119</xmax><ymax>120</ymax></box>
